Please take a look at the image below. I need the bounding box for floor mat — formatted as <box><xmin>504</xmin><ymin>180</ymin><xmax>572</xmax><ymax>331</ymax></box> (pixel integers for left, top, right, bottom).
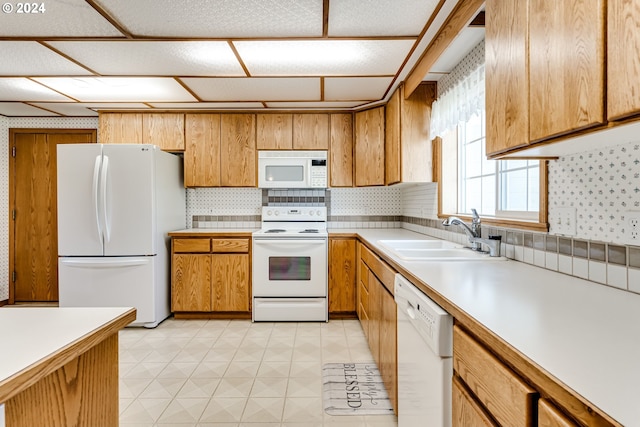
<box><xmin>322</xmin><ymin>363</ymin><xmax>395</xmax><ymax>416</ymax></box>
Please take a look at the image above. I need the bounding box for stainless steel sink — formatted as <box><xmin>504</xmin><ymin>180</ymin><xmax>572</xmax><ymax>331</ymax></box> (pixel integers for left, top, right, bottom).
<box><xmin>377</xmin><ymin>239</ymin><xmax>507</xmax><ymax>261</ymax></box>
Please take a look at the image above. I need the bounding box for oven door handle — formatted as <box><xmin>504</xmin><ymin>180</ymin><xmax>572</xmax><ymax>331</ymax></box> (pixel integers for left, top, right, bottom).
<box><xmin>253</xmin><ymin>239</ymin><xmax>327</xmax><ymax>245</ymax></box>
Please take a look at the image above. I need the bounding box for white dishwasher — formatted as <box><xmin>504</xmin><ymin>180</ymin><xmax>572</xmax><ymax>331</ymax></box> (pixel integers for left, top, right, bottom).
<box><xmin>395</xmin><ymin>274</ymin><xmax>453</xmax><ymax>427</ymax></box>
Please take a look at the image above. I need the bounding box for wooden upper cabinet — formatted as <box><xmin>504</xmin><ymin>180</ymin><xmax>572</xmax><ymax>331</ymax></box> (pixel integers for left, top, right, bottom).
<box><xmin>184</xmin><ymin>114</ymin><xmax>221</xmax><ymax>187</ymax></box>
<box><xmin>354</xmin><ymin>107</ymin><xmax>385</xmax><ymax>186</ymax></box>
<box><xmin>385</xmin><ymin>83</ymin><xmax>435</xmax><ymax>185</ymax></box>
<box><xmin>608</xmin><ymin>0</ymin><xmax>640</xmax><ymax>121</ymax></box>
<box><xmin>99</xmin><ymin>113</ymin><xmax>143</xmax><ymax>144</ymax></box>
<box><xmin>485</xmin><ymin>0</ymin><xmax>530</xmax><ymax>156</ymax></box>
<box><xmin>256</xmin><ymin>113</ymin><xmax>293</xmax><ymax>149</ymax></box>
<box><xmin>528</xmin><ymin>0</ymin><xmax>605</xmax><ymax>142</ymax></box>
<box><xmin>142</xmin><ymin>113</ymin><xmax>185</xmax><ymax>151</ymax></box>
<box><xmin>293</xmin><ymin>113</ymin><xmax>329</xmax><ymax>149</ymax></box>
<box><xmin>220</xmin><ymin>114</ymin><xmax>257</xmax><ymax>187</ymax></box>
<box><xmin>329</xmin><ymin>113</ymin><xmax>354</xmax><ymax>187</ymax></box>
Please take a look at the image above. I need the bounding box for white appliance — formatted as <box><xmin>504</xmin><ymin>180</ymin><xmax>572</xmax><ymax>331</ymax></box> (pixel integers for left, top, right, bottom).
<box><xmin>258</xmin><ymin>150</ymin><xmax>327</xmax><ymax>189</ymax></box>
<box><xmin>57</xmin><ymin>144</ymin><xmax>185</xmax><ymax>328</ymax></box>
<box><xmin>252</xmin><ymin>206</ymin><xmax>328</xmax><ymax>321</ymax></box>
<box><xmin>395</xmin><ymin>273</ymin><xmax>453</xmax><ymax>427</ymax></box>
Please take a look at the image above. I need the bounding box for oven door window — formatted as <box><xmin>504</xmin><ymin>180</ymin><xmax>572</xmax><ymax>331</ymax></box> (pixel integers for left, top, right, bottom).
<box><xmin>265</xmin><ymin>165</ymin><xmax>304</xmax><ymax>182</ymax></box>
<box><xmin>269</xmin><ymin>256</ymin><xmax>310</xmax><ymax>280</ymax></box>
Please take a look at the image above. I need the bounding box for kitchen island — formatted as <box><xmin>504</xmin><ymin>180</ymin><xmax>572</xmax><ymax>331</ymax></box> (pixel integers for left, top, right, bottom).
<box><xmin>331</xmin><ymin>228</ymin><xmax>638</xmax><ymax>427</ymax></box>
<box><xmin>0</xmin><ymin>307</ymin><xmax>136</xmax><ymax>427</ymax></box>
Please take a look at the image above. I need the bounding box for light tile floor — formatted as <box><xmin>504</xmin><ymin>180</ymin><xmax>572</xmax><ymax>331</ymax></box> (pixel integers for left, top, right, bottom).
<box><xmin>119</xmin><ymin>318</ymin><xmax>398</xmax><ymax>427</ymax></box>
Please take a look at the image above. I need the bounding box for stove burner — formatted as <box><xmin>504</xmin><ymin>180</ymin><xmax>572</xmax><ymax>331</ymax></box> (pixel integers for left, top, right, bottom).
<box><xmin>265</xmin><ymin>229</ymin><xmax>286</xmax><ymax>233</ymax></box>
<box><xmin>300</xmin><ymin>229</ymin><xmax>319</xmax><ymax>233</ymax></box>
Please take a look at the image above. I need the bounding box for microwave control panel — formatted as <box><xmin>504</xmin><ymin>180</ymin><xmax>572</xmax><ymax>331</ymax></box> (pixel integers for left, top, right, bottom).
<box><xmin>310</xmin><ymin>160</ymin><xmax>327</xmax><ymax>187</ymax></box>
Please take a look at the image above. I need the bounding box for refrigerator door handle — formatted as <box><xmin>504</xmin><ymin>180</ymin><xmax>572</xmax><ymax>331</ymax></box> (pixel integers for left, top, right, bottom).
<box><xmin>92</xmin><ymin>155</ymin><xmax>103</xmax><ymax>243</ymax></box>
<box><xmin>59</xmin><ymin>258</ymin><xmax>151</xmax><ymax>268</ymax></box>
<box><xmin>100</xmin><ymin>155</ymin><xmax>111</xmax><ymax>244</ymax></box>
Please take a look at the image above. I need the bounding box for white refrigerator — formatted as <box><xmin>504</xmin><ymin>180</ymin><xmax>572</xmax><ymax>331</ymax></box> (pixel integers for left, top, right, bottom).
<box><xmin>57</xmin><ymin>144</ymin><xmax>185</xmax><ymax>328</ymax></box>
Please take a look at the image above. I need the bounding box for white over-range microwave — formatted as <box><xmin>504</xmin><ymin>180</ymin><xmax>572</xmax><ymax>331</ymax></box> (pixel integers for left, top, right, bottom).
<box><xmin>258</xmin><ymin>150</ymin><xmax>327</xmax><ymax>189</ymax></box>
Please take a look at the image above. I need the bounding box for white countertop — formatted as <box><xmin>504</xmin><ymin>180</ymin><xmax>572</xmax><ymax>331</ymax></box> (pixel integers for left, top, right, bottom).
<box><xmin>350</xmin><ymin>228</ymin><xmax>640</xmax><ymax>426</ymax></box>
<box><xmin>0</xmin><ymin>307</ymin><xmax>135</xmax><ymax>398</ymax></box>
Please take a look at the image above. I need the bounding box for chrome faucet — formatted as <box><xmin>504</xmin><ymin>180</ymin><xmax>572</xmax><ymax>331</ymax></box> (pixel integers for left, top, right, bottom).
<box><xmin>442</xmin><ymin>209</ymin><xmax>501</xmax><ymax>257</ymax></box>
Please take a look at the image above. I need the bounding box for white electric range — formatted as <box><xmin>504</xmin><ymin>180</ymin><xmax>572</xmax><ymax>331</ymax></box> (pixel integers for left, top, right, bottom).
<box><xmin>252</xmin><ymin>206</ymin><xmax>328</xmax><ymax>322</ymax></box>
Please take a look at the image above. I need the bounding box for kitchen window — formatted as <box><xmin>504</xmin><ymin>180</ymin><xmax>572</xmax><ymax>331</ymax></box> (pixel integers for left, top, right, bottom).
<box><xmin>433</xmin><ymin>63</ymin><xmax>547</xmax><ymax>231</ymax></box>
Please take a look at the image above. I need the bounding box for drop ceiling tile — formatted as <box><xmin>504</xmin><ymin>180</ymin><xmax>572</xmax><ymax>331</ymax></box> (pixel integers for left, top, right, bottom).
<box><xmin>48</xmin><ymin>41</ymin><xmax>245</xmax><ymax>76</ymax></box>
<box><xmin>29</xmin><ymin>103</ymin><xmax>103</xmax><ymax>116</ymax></box>
<box><xmin>149</xmin><ymin>102</ymin><xmax>265</xmax><ymax>109</ymax></box>
<box><xmin>0</xmin><ymin>42</ymin><xmax>92</xmax><ymax>76</ymax></box>
<box><xmin>182</xmin><ymin>78</ymin><xmax>320</xmax><ymax>102</ymax></box>
<box><xmin>0</xmin><ymin>103</ymin><xmax>60</xmax><ymax>117</ymax></box>
<box><xmin>32</xmin><ymin>77</ymin><xmax>198</xmax><ymax>102</ymax></box>
<box><xmin>266</xmin><ymin>101</ymin><xmax>367</xmax><ymax>108</ymax></box>
<box><xmin>324</xmin><ymin>77</ymin><xmax>393</xmax><ymax>101</ymax></box>
<box><xmin>328</xmin><ymin>0</ymin><xmax>441</xmax><ymax>36</ymax></box>
<box><xmin>94</xmin><ymin>0</ymin><xmax>323</xmax><ymax>37</ymax></box>
<box><xmin>235</xmin><ymin>40</ymin><xmax>415</xmax><ymax>76</ymax></box>
<box><xmin>0</xmin><ymin>0</ymin><xmax>123</xmax><ymax>37</ymax></box>
<box><xmin>0</xmin><ymin>78</ymin><xmax>73</xmax><ymax>102</ymax></box>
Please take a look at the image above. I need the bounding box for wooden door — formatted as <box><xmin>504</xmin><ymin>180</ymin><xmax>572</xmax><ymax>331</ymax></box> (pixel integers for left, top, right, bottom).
<box><xmin>379</xmin><ymin>287</ymin><xmax>398</xmax><ymax>414</ymax></box>
<box><xmin>529</xmin><ymin>0</ymin><xmax>605</xmax><ymax>141</ymax></box>
<box><xmin>608</xmin><ymin>0</ymin><xmax>640</xmax><ymax>120</ymax></box>
<box><xmin>329</xmin><ymin>113</ymin><xmax>353</xmax><ymax>187</ymax></box>
<box><xmin>328</xmin><ymin>238</ymin><xmax>356</xmax><ymax>315</ymax></box>
<box><xmin>368</xmin><ymin>271</ymin><xmax>382</xmax><ymax>364</ymax></box>
<box><xmin>355</xmin><ymin>107</ymin><xmax>385</xmax><ymax>186</ymax></box>
<box><xmin>485</xmin><ymin>0</ymin><xmax>530</xmax><ymax>155</ymax></box>
<box><xmin>220</xmin><ymin>114</ymin><xmax>256</xmax><ymax>187</ymax></box>
<box><xmin>212</xmin><ymin>254</ymin><xmax>250</xmax><ymax>312</ymax></box>
<box><xmin>293</xmin><ymin>114</ymin><xmax>329</xmax><ymax>149</ymax></box>
<box><xmin>172</xmin><ymin>254</ymin><xmax>212</xmax><ymax>312</ymax></box>
<box><xmin>385</xmin><ymin>88</ymin><xmax>401</xmax><ymax>185</ymax></box>
<box><xmin>452</xmin><ymin>376</ymin><xmax>498</xmax><ymax>427</ymax></box>
<box><xmin>184</xmin><ymin>114</ymin><xmax>221</xmax><ymax>187</ymax></box>
<box><xmin>10</xmin><ymin>129</ymin><xmax>96</xmax><ymax>302</ymax></box>
<box><xmin>256</xmin><ymin>113</ymin><xmax>293</xmax><ymax>150</ymax></box>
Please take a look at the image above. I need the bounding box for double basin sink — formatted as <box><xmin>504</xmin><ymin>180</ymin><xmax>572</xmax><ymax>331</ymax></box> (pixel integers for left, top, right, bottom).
<box><xmin>377</xmin><ymin>239</ymin><xmax>507</xmax><ymax>261</ymax></box>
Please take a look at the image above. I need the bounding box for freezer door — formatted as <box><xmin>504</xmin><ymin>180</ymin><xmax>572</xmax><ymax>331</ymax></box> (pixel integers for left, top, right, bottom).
<box><xmin>57</xmin><ymin>144</ymin><xmax>104</xmax><ymax>256</ymax></box>
<box><xmin>58</xmin><ymin>256</ymin><xmax>158</xmax><ymax>326</ymax></box>
<box><xmin>102</xmin><ymin>145</ymin><xmax>156</xmax><ymax>256</ymax></box>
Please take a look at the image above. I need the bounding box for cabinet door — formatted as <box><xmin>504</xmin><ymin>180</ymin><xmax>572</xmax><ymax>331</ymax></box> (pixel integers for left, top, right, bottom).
<box><xmin>328</xmin><ymin>238</ymin><xmax>357</xmax><ymax>315</ymax></box>
<box><xmin>220</xmin><ymin>114</ymin><xmax>257</xmax><ymax>187</ymax></box>
<box><xmin>256</xmin><ymin>113</ymin><xmax>293</xmax><ymax>150</ymax></box>
<box><xmin>385</xmin><ymin>88</ymin><xmax>401</xmax><ymax>185</ymax></box>
<box><xmin>99</xmin><ymin>113</ymin><xmax>143</xmax><ymax>144</ymax></box>
<box><xmin>368</xmin><ymin>271</ymin><xmax>382</xmax><ymax>365</ymax></box>
<box><xmin>399</xmin><ymin>82</ymin><xmax>435</xmax><ymax>183</ymax></box>
<box><xmin>329</xmin><ymin>113</ymin><xmax>354</xmax><ymax>187</ymax></box>
<box><xmin>211</xmin><ymin>254</ymin><xmax>250</xmax><ymax>312</ymax></box>
<box><xmin>452</xmin><ymin>376</ymin><xmax>498</xmax><ymax>427</ymax></box>
<box><xmin>529</xmin><ymin>0</ymin><xmax>605</xmax><ymax>141</ymax></box>
<box><xmin>485</xmin><ymin>0</ymin><xmax>529</xmax><ymax>155</ymax></box>
<box><xmin>355</xmin><ymin>107</ymin><xmax>385</xmax><ymax>186</ymax></box>
<box><xmin>293</xmin><ymin>114</ymin><xmax>329</xmax><ymax>150</ymax></box>
<box><xmin>172</xmin><ymin>254</ymin><xmax>211</xmax><ymax>312</ymax></box>
<box><xmin>142</xmin><ymin>113</ymin><xmax>185</xmax><ymax>151</ymax></box>
<box><xmin>379</xmin><ymin>287</ymin><xmax>398</xmax><ymax>414</ymax></box>
<box><xmin>608</xmin><ymin>0</ymin><xmax>640</xmax><ymax>120</ymax></box>
<box><xmin>184</xmin><ymin>114</ymin><xmax>221</xmax><ymax>187</ymax></box>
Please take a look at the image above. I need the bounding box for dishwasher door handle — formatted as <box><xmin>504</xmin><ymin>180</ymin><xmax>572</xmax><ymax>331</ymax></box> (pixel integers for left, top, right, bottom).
<box><xmin>406</xmin><ymin>301</ymin><xmax>417</xmax><ymax>320</ymax></box>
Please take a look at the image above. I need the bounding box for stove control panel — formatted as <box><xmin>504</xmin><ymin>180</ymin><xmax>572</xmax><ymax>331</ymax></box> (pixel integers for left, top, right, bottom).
<box><xmin>262</xmin><ymin>206</ymin><xmax>327</xmax><ymax>221</ymax></box>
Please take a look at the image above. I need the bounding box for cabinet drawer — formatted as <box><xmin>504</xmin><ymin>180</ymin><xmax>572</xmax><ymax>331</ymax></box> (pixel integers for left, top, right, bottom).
<box><xmin>538</xmin><ymin>399</ymin><xmax>578</xmax><ymax>427</ymax></box>
<box><xmin>360</xmin><ymin>243</ymin><xmax>395</xmax><ymax>295</ymax></box>
<box><xmin>453</xmin><ymin>325</ymin><xmax>537</xmax><ymax>427</ymax></box>
<box><xmin>359</xmin><ymin>260</ymin><xmax>369</xmax><ymax>291</ymax></box>
<box><xmin>173</xmin><ymin>238</ymin><xmax>211</xmax><ymax>253</ymax></box>
<box><xmin>211</xmin><ymin>238</ymin><xmax>249</xmax><ymax>253</ymax></box>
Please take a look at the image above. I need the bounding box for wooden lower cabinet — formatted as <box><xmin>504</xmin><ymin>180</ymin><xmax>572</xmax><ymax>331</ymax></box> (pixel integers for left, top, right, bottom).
<box><xmin>171</xmin><ymin>236</ymin><xmax>251</xmax><ymax>317</ymax></box>
<box><xmin>328</xmin><ymin>237</ymin><xmax>357</xmax><ymax>317</ymax></box>
<box><xmin>356</xmin><ymin>242</ymin><xmax>398</xmax><ymax>414</ymax></box>
<box><xmin>538</xmin><ymin>399</ymin><xmax>579</xmax><ymax>427</ymax></box>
